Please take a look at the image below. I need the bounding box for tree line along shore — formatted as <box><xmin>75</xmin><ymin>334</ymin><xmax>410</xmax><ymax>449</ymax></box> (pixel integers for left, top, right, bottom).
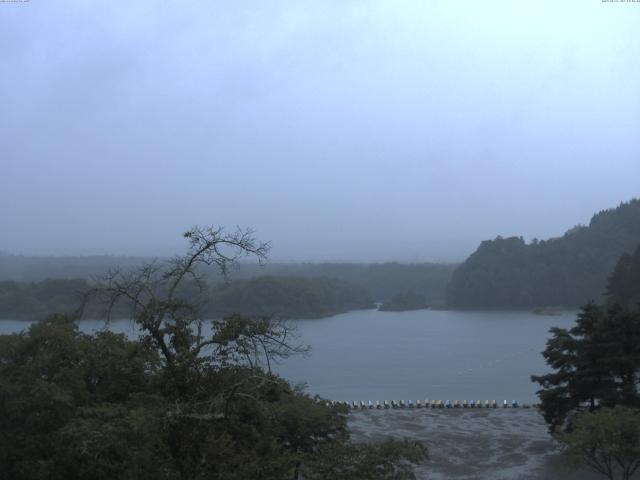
<box><xmin>1</xmin><ymin>198</ymin><xmax>639</xmax><ymax>320</ymax></box>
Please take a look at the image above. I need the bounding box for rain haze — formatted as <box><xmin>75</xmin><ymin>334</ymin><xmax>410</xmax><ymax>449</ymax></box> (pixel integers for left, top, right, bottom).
<box><xmin>4</xmin><ymin>4</ymin><xmax>640</xmax><ymax>479</ymax></box>
<box><xmin>1</xmin><ymin>0</ymin><xmax>639</xmax><ymax>261</ymax></box>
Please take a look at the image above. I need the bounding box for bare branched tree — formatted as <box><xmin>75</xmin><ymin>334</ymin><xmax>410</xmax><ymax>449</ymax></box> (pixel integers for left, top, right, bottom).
<box><xmin>83</xmin><ymin>225</ymin><xmax>306</xmax><ymax>376</ymax></box>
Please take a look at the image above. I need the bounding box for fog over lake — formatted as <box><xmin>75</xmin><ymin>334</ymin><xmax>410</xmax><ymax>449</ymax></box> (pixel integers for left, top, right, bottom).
<box><xmin>2</xmin><ymin>2</ymin><xmax>639</xmax><ymax>478</ymax></box>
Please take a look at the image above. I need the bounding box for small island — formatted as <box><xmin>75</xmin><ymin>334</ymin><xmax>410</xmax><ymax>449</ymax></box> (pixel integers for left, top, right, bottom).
<box><xmin>378</xmin><ymin>291</ymin><xmax>429</xmax><ymax>312</ymax></box>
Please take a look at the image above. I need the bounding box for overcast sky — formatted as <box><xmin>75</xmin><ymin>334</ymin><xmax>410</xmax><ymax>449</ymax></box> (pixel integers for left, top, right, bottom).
<box><xmin>1</xmin><ymin>1</ymin><xmax>639</xmax><ymax>262</ymax></box>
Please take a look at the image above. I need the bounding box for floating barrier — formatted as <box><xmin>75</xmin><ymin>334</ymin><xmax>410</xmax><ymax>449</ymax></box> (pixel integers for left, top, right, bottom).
<box><xmin>341</xmin><ymin>399</ymin><xmax>534</xmax><ymax>410</ymax></box>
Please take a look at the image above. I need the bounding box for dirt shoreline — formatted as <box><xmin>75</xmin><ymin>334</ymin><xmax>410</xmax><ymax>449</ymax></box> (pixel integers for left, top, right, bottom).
<box><xmin>347</xmin><ymin>409</ymin><xmax>604</xmax><ymax>480</ymax></box>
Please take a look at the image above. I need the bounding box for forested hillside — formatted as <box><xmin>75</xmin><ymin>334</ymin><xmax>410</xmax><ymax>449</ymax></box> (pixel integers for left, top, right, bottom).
<box><xmin>447</xmin><ymin>199</ymin><xmax>640</xmax><ymax>309</ymax></box>
<box><xmin>0</xmin><ymin>276</ymin><xmax>373</xmax><ymax>321</ymax></box>
<box><xmin>606</xmin><ymin>243</ymin><xmax>640</xmax><ymax>309</ymax></box>
<box><xmin>206</xmin><ymin>276</ymin><xmax>374</xmax><ymax>319</ymax></box>
<box><xmin>0</xmin><ymin>254</ymin><xmax>456</xmax><ymax>304</ymax></box>
<box><xmin>234</xmin><ymin>263</ymin><xmax>455</xmax><ymax>303</ymax></box>
<box><xmin>0</xmin><ymin>279</ymin><xmax>90</xmax><ymax>320</ymax></box>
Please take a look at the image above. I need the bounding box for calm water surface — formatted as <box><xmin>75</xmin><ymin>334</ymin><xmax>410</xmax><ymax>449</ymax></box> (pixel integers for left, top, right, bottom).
<box><xmin>1</xmin><ymin>309</ymin><xmax>576</xmax><ymax>403</ymax></box>
<box><xmin>275</xmin><ymin>308</ymin><xmax>576</xmax><ymax>403</ymax></box>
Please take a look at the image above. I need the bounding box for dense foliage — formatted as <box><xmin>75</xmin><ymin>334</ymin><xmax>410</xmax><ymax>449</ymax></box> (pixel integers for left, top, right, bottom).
<box><xmin>207</xmin><ymin>276</ymin><xmax>374</xmax><ymax>319</ymax></box>
<box><xmin>0</xmin><ymin>315</ymin><xmax>426</xmax><ymax>480</ymax></box>
<box><xmin>378</xmin><ymin>291</ymin><xmax>428</xmax><ymax>312</ymax></box>
<box><xmin>0</xmin><ymin>226</ymin><xmax>427</xmax><ymax>479</ymax></box>
<box><xmin>606</xmin><ymin>244</ymin><xmax>640</xmax><ymax>310</ymax></box>
<box><xmin>0</xmin><ymin>276</ymin><xmax>373</xmax><ymax>321</ymax></box>
<box><xmin>240</xmin><ymin>262</ymin><xmax>456</xmax><ymax>305</ymax></box>
<box><xmin>0</xmin><ymin>252</ymin><xmax>457</xmax><ymax>305</ymax></box>
<box><xmin>448</xmin><ymin>199</ymin><xmax>640</xmax><ymax>309</ymax></box>
<box><xmin>531</xmin><ymin>303</ymin><xmax>640</xmax><ymax>431</ymax></box>
<box><xmin>0</xmin><ymin>278</ymin><xmax>90</xmax><ymax>320</ymax></box>
<box><xmin>558</xmin><ymin>407</ymin><xmax>640</xmax><ymax>480</ymax></box>
<box><xmin>532</xmin><ymin>245</ymin><xmax>640</xmax><ymax>431</ymax></box>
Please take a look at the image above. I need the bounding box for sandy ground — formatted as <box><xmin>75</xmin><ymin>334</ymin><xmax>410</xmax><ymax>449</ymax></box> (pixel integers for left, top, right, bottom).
<box><xmin>347</xmin><ymin>408</ymin><xmax>606</xmax><ymax>480</ymax></box>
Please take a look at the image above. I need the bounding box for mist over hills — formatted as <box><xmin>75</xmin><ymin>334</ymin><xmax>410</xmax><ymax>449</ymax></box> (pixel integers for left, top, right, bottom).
<box><xmin>2</xmin><ymin>198</ymin><xmax>639</xmax><ymax>315</ymax></box>
<box><xmin>0</xmin><ymin>253</ymin><xmax>149</xmax><ymax>282</ymax></box>
<box><xmin>0</xmin><ymin>252</ymin><xmax>455</xmax><ymax>304</ymax></box>
<box><xmin>447</xmin><ymin>198</ymin><xmax>640</xmax><ymax>309</ymax></box>
<box><xmin>0</xmin><ymin>255</ymin><xmax>455</xmax><ymax>320</ymax></box>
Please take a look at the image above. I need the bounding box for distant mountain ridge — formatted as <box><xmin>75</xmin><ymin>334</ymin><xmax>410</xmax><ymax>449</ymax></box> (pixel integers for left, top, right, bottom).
<box><xmin>447</xmin><ymin>199</ymin><xmax>640</xmax><ymax>309</ymax></box>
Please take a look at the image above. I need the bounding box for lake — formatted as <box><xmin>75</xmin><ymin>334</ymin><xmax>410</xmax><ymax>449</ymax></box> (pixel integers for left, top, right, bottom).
<box><xmin>274</xmin><ymin>308</ymin><xmax>577</xmax><ymax>403</ymax></box>
<box><xmin>0</xmin><ymin>308</ymin><xmax>577</xmax><ymax>403</ymax></box>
